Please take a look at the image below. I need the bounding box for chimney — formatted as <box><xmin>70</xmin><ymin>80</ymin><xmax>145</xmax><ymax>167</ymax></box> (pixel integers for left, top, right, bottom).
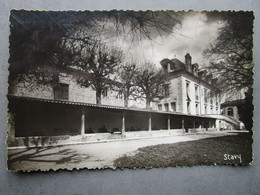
<box><xmin>185</xmin><ymin>53</ymin><xmax>192</xmax><ymax>72</ymax></box>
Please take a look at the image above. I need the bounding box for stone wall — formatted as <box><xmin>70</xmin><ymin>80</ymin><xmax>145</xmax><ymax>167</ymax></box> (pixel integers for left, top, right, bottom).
<box><xmin>10</xmin><ymin>73</ymin><xmax>125</xmax><ymax>107</ymax></box>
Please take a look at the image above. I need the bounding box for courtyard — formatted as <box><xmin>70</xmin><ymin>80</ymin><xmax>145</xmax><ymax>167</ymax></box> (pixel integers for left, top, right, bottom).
<box><xmin>7</xmin><ymin>131</ymin><xmax>252</xmax><ymax>171</ymax></box>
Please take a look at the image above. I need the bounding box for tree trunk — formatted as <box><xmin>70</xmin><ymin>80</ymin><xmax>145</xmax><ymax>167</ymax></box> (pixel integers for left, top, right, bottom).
<box><xmin>96</xmin><ymin>89</ymin><xmax>102</xmax><ymax>105</ymax></box>
<box><xmin>124</xmin><ymin>91</ymin><xmax>129</xmax><ymax>107</ymax></box>
<box><xmin>146</xmin><ymin>99</ymin><xmax>151</xmax><ymax>109</ymax></box>
<box><xmin>52</xmin><ymin>70</ymin><xmax>60</xmax><ymax>87</ymax></box>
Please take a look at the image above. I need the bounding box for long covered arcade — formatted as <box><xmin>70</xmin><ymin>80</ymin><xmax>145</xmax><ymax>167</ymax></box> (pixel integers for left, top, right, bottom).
<box><xmin>7</xmin><ymin>95</ymin><xmax>217</xmax><ymax>147</ymax></box>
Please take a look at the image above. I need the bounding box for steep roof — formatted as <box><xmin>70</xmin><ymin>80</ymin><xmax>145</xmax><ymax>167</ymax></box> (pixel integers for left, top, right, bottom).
<box><xmin>160</xmin><ymin>58</ymin><xmax>185</xmax><ymax>71</ymax></box>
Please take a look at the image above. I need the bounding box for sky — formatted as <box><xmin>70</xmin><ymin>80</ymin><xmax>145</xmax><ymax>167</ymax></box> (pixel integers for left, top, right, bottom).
<box><xmin>107</xmin><ymin>12</ymin><xmax>225</xmax><ymax>69</ymax></box>
<box><xmin>11</xmin><ymin>11</ymin><xmax>225</xmax><ymax>70</ymax></box>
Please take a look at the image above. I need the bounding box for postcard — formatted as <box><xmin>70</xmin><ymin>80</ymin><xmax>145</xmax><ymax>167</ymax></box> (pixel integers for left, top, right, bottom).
<box><xmin>7</xmin><ymin>10</ymin><xmax>254</xmax><ymax>171</ymax></box>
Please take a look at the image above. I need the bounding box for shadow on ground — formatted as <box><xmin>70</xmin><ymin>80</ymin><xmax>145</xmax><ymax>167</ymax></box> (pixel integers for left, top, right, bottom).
<box><xmin>8</xmin><ymin>146</ymin><xmax>90</xmax><ymax>170</ymax></box>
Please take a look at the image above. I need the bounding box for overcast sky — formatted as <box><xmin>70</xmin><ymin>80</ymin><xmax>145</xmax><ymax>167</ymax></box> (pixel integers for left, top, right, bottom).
<box><xmin>108</xmin><ymin>12</ymin><xmax>225</xmax><ymax>68</ymax></box>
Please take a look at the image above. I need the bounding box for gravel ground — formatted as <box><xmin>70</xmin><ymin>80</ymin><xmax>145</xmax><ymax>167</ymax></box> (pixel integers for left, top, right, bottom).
<box><xmin>7</xmin><ymin>131</ymin><xmax>251</xmax><ymax>171</ymax></box>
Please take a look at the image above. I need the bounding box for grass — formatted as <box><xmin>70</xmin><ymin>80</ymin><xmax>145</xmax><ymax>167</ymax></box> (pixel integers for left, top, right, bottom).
<box><xmin>113</xmin><ymin>132</ymin><xmax>253</xmax><ymax>168</ymax></box>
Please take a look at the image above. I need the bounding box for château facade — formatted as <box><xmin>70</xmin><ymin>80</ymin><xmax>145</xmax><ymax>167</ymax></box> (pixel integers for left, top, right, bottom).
<box><xmin>156</xmin><ymin>53</ymin><xmax>221</xmax><ymax>116</ymax></box>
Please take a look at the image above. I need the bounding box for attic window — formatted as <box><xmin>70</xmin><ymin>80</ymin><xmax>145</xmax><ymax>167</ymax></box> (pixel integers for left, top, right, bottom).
<box><xmin>169</xmin><ymin>63</ymin><xmax>175</xmax><ymax>71</ymax></box>
<box><xmin>194</xmin><ymin>67</ymin><xmax>198</xmax><ymax>76</ymax></box>
<box><xmin>191</xmin><ymin>66</ymin><xmax>195</xmax><ymax>74</ymax></box>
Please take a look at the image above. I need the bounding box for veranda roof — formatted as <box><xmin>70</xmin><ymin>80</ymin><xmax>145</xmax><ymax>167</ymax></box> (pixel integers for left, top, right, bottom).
<box><xmin>8</xmin><ymin>95</ymin><xmax>215</xmax><ymax>119</ymax></box>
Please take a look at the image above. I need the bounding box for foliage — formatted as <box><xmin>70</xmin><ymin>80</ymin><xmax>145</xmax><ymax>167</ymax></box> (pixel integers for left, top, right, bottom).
<box><xmin>203</xmin><ymin>11</ymin><xmax>254</xmax><ymax>92</ymax></box>
<box><xmin>9</xmin><ymin>11</ymin><xmax>81</xmax><ymax>87</ymax></box>
<box><xmin>203</xmin><ymin>12</ymin><xmax>254</xmax><ymax>131</ymax></box>
<box><xmin>237</xmin><ymin>88</ymin><xmax>254</xmax><ymax>131</ymax></box>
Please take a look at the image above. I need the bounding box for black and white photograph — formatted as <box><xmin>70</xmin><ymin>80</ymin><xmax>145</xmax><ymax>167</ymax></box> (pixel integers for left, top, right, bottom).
<box><xmin>7</xmin><ymin>10</ymin><xmax>254</xmax><ymax>171</ymax></box>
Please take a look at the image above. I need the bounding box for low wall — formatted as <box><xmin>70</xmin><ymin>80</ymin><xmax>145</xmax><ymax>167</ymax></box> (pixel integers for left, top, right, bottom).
<box><xmin>124</xmin><ymin>129</ymin><xmax>185</xmax><ymax>139</ymax></box>
<box><xmin>9</xmin><ymin>128</ymin><xmax>210</xmax><ymax>148</ymax></box>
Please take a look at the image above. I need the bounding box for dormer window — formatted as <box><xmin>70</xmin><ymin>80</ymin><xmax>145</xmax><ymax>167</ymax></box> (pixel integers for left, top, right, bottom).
<box><xmin>194</xmin><ymin>68</ymin><xmax>198</xmax><ymax>76</ymax></box>
<box><xmin>191</xmin><ymin>66</ymin><xmax>195</xmax><ymax>74</ymax></box>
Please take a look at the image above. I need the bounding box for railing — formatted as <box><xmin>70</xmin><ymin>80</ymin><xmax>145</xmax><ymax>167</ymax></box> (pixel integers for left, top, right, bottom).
<box><xmin>203</xmin><ymin>114</ymin><xmax>241</xmax><ymax>129</ymax></box>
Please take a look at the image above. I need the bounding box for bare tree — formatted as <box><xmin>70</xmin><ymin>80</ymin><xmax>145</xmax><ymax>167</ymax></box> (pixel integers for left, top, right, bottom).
<box><xmin>8</xmin><ymin>10</ymin><xmax>181</xmax><ymax>99</ymax></box>
<box><xmin>9</xmin><ymin>10</ymin><xmax>180</xmax><ymax>79</ymax></box>
<box><xmin>117</xmin><ymin>63</ymin><xmax>138</xmax><ymax>107</ymax></box>
<box><xmin>134</xmin><ymin>62</ymin><xmax>167</xmax><ymax>109</ymax></box>
<box><xmin>73</xmin><ymin>36</ymin><xmax>123</xmax><ymax>104</ymax></box>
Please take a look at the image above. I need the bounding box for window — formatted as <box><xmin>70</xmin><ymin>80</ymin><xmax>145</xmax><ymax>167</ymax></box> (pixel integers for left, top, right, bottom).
<box><xmin>187</xmin><ymin>102</ymin><xmax>191</xmax><ymax>114</ymax></box>
<box><xmin>186</xmin><ymin>82</ymin><xmax>190</xmax><ymax>101</ymax></box>
<box><xmin>102</xmin><ymin>88</ymin><xmax>108</xmax><ymax>97</ymax></box>
<box><xmin>205</xmin><ymin>105</ymin><xmax>207</xmax><ymax>114</ymax></box>
<box><xmin>171</xmin><ymin>102</ymin><xmax>176</xmax><ymax>112</ymax></box>
<box><xmin>210</xmin><ymin>92</ymin><xmax>213</xmax><ymax>105</ymax></box>
<box><xmin>163</xmin><ymin>84</ymin><xmax>169</xmax><ymax>97</ymax></box>
<box><xmin>54</xmin><ymin>83</ymin><xmax>69</xmax><ymax>100</ymax></box>
<box><xmin>204</xmin><ymin>89</ymin><xmax>208</xmax><ymax>103</ymax></box>
<box><xmin>164</xmin><ymin>103</ymin><xmax>169</xmax><ymax>111</ymax></box>
<box><xmin>196</xmin><ymin>104</ymin><xmax>199</xmax><ymax>115</ymax></box>
<box><xmin>227</xmin><ymin>108</ymin><xmax>234</xmax><ymax>117</ymax></box>
<box><xmin>116</xmin><ymin>91</ymin><xmax>123</xmax><ymax>99</ymax></box>
<box><xmin>191</xmin><ymin>66</ymin><xmax>195</xmax><ymax>74</ymax></box>
<box><xmin>195</xmin><ymin>85</ymin><xmax>199</xmax><ymax>101</ymax></box>
<box><xmin>194</xmin><ymin>68</ymin><xmax>198</xmax><ymax>76</ymax></box>
<box><xmin>158</xmin><ymin>104</ymin><xmax>162</xmax><ymax>111</ymax></box>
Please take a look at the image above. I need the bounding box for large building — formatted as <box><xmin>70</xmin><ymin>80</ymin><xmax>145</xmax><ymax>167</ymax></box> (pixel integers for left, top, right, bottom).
<box><xmin>156</xmin><ymin>53</ymin><xmax>221</xmax><ymax>116</ymax></box>
<box><xmin>7</xmin><ymin>54</ymin><xmax>243</xmax><ymax>147</ymax></box>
